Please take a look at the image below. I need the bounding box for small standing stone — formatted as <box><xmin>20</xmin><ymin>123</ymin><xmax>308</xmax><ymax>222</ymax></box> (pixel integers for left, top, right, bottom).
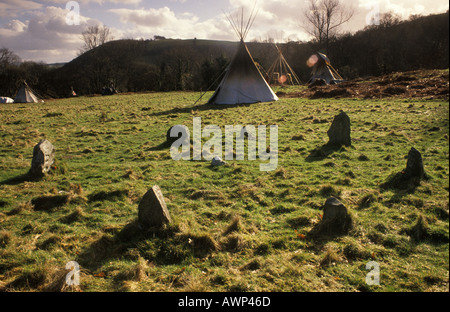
<box><xmin>327</xmin><ymin>111</ymin><xmax>351</xmax><ymax>147</ymax></box>
<box><xmin>309</xmin><ymin>197</ymin><xmax>353</xmax><ymax>237</ymax></box>
<box><xmin>405</xmin><ymin>147</ymin><xmax>425</xmax><ymax>179</ymax></box>
<box><xmin>211</xmin><ymin>156</ymin><xmax>226</xmax><ymax>166</ymax></box>
<box><xmin>381</xmin><ymin>147</ymin><xmax>426</xmax><ymax>190</ymax></box>
<box><xmin>167</xmin><ymin>125</ymin><xmax>188</xmax><ymax>144</ymax></box>
<box><xmin>323</xmin><ymin>197</ymin><xmax>348</xmax><ymax>222</ymax></box>
<box><xmin>138</xmin><ymin>185</ymin><xmax>172</xmax><ymax>230</ymax></box>
<box><xmin>166</xmin><ymin>126</ymin><xmax>177</xmax><ymax>144</ymax></box>
<box><xmin>30</xmin><ymin>139</ymin><xmax>55</xmax><ymax>177</ymax></box>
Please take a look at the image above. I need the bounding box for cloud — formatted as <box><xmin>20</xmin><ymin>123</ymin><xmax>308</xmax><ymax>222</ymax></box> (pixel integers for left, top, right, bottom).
<box><xmin>0</xmin><ymin>0</ymin><xmax>43</xmax><ymax>17</ymax></box>
<box><xmin>43</xmin><ymin>0</ymin><xmax>142</xmax><ymax>4</ymax></box>
<box><xmin>107</xmin><ymin>2</ymin><xmax>312</xmax><ymax>43</ymax></box>
<box><xmin>1</xmin><ymin>0</ymin><xmax>448</xmax><ymax>63</ymax></box>
<box><xmin>0</xmin><ymin>6</ymin><xmax>106</xmax><ymax>62</ymax></box>
<box><xmin>224</xmin><ymin>0</ymin><xmax>311</xmax><ymax>42</ymax></box>
<box><xmin>109</xmin><ymin>6</ymin><xmax>231</xmax><ymax>40</ymax></box>
<box><xmin>110</xmin><ymin>7</ymin><xmax>182</xmax><ymax>28</ymax></box>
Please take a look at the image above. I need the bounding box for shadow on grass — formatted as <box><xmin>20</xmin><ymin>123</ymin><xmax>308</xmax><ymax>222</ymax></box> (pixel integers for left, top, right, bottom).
<box><xmin>31</xmin><ymin>195</ymin><xmax>70</xmax><ymax>211</ymax></box>
<box><xmin>380</xmin><ymin>170</ymin><xmax>430</xmax><ymax>204</ymax></box>
<box><xmin>306</xmin><ymin>214</ymin><xmax>355</xmax><ymax>247</ymax></box>
<box><xmin>75</xmin><ymin>220</ymin><xmax>154</xmax><ymax>271</ymax></box>
<box><xmin>76</xmin><ymin>219</ymin><xmax>218</xmax><ymax>272</ymax></box>
<box><xmin>76</xmin><ymin>220</ymin><xmax>180</xmax><ymax>270</ymax></box>
<box><xmin>305</xmin><ymin>143</ymin><xmax>342</xmax><ymax>162</ymax></box>
<box><xmin>147</xmin><ymin>102</ymin><xmax>257</xmax><ymax>117</ymax></box>
<box><xmin>87</xmin><ymin>189</ymin><xmax>129</xmax><ymax>203</ymax></box>
<box><xmin>147</xmin><ymin>141</ymin><xmax>172</xmax><ymax>151</ymax></box>
<box><xmin>0</xmin><ymin>172</ymin><xmax>42</xmax><ymax>186</ymax></box>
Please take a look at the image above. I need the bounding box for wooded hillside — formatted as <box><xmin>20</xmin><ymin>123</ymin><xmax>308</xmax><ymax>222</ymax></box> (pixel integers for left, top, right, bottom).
<box><xmin>1</xmin><ymin>11</ymin><xmax>448</xmax><ymax>98</ymax></box>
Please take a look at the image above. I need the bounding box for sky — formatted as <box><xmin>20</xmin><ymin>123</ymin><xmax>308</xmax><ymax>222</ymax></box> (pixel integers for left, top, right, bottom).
<box><xmin>0</xmin><ymin>0</ymin><xmax>448</xmax><ymax>64</ymax></box>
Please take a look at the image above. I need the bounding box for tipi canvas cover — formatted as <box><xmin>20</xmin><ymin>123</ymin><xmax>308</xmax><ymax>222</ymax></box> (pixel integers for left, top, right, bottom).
<box><xmin>208</xmin><ymin>41</ymin><xmax>278</xmax><ymax>104</ymax></box>
<box><xmin>207</xmin><ymin>8</ymin><xmax>278</xmax><ymax>105</ymax></box>
<box><xmin>308</xmin><ymin>52</ymin><xmax>343</xmax><ymax>86</ymax></box>
<box><xmin>0</xmin><ymin>97</ymin><xmax>14</xmax><ymax>103</ymax></box>
<box><xmin>14</xmin><ymin>82</ymin><xmax>40</xmax><ymax>103</ymax></box>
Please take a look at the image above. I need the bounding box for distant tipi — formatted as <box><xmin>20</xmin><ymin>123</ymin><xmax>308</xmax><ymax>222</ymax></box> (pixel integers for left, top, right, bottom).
<box><xmin>207</xmin><ymin>8</ymin><xmax>278</xmax><ymax>105</ymax></box>
<box><xmin>14</xmin><ymin>81</ymin><xmax>40</xmax><ymax>103</ymax></box>
<box><xmin>307</xmin><ymin>52</ymin><xmax>344</xmax><ymax>86</ymax></box>
<box><xmin>266</xmin><ymin>44</ymin><xmax>301</xmax><ymax>86</ymax></box>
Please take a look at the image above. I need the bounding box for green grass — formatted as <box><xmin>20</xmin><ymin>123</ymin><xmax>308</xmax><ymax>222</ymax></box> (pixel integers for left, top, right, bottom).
<box><xmin>0</xmin><ymin>84</ymin><xmax>448</xmax><ymax>292</ymax></box>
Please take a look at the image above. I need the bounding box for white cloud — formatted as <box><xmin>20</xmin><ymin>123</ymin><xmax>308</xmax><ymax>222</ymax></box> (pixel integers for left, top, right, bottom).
<box><xmin>110</xmin><ymin>7</ymin><xmax>181</xmax><ymax>27</ymax></box>
<box><xmin>107</xmin><ymin>2</ymin><xmax>312</xmax><ymax>43</ymax></box>
<box><xmin>0</xmin><ymin>0</ymin><xmax>448</xmax><ymax>63</ymax></box>
<box><xmin>352</xmin><ymin>0</ymin><xmax>448</xmax><ymax>30</ymax></box>
<box><xmin>3</xmin><ymin>20</ymin><xmax>27</xmax><ymax>32</ymax></box>
<box><xmin>43</xmin><ymin>0</ymin><xmax>142</xmax><ymax>4</ymax></box>
<box><xmin>109</xmin><ymin>6</ymin><xmax>231</xmax><ymax>40</ymax></box>
<box><xmin>223</xmin><ymin>0</ymin><xmax>311</xmax><ymax>42</ymax></box>
<box><xmin>0</xmin><ymin>6</ymin><xmax>106</xmax><ymax>62</ymax></box>
<box><xmin>0</xmin><ymin>0</ymin><xmax>43</xmax><ymax>17</ymax></box>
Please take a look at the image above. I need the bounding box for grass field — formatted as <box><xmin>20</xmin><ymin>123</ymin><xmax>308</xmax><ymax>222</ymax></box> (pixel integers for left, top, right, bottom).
<box><xmin>0</xmin><ymin>76</ymin><xmax>448</xmax><ymax>292</ymax></box>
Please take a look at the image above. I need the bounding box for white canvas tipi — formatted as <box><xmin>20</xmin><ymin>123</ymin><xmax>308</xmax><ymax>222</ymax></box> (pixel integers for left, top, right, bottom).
<box><xmin>14</xmin><ymin>81</ymin><xmax>40</xmax><ymax>103</ymax></box>
<box><xmin>207</xmin><ymin>9</ymin><xmax>278</xmax><ymax>105</ymax></box>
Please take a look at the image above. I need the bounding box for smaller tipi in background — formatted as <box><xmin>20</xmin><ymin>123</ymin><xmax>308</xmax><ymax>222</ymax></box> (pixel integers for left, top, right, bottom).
<box><xmin>266</xmin><ymin>44</ymin><xmax>301</xmax><ymax>86</ymax></box>
<box><xmin>307</xmin><ymin>52</ymin><xmax>344</xmax><ymax>86</ymax></box>
<box><xmin>14</xmin><ymin>81</ymin><xmax>41</xmax><ymax>103</ymax></box>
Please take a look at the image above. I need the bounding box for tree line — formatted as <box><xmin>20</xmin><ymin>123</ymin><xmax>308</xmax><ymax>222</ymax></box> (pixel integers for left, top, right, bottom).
<box><xmin>0</xmin><ymin>10</ymin><xmax>448</xmax><ymax>99</ymax></box>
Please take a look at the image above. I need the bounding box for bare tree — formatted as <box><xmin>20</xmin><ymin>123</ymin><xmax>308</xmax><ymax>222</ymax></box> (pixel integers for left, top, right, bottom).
<box><xmin>0</xmin><ymin>48</ymin><xmax>21</xmax><ymax>68</ymax></box>
<box><xmin>80</xmin><ymin>25</ymin><xmax>114</xmax><ymax>54</ymax></box>
<box><xmin>302</xmin><ymin>0</ymin><xmax>353</xmax><ymax>53</ymax></box>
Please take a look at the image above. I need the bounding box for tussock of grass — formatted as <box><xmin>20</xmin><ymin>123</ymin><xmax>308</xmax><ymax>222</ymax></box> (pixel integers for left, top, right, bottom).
<box><xmin>403</xmin><ymin>215</ymin><xmax>449</xmax><ymax>244</ymax></box>
<box><xmin>220</xmin><ymin>234</ymin><xmax>245</xmax><ymax>252</ymax></box>
<box><xmin>0</xmin><ymin>230</ymin><xmax>12</xmax><ymax>248</ymax></box>
<box><xmin>320</xmin><ymin>247</ymin><xmax>342</xmax><ymax>267</ymax></box>
<box><xmin>114</xmin><ymin>257</ymin><xmax>149</xmax><ymax>283</ymax></box>
<box><xmin>59</xmin><ymin>207</ymin><xmax>86</xmax><ymax>224</ymax></box>
<box><xmin>223</xmin><ymin>215</ymin><xmax>241</xmax><ymax>236</ymax></box>
<box><xmin>319</xmin><ymin>184</ymin><xmax>342</xmax><ymax>198</ymax></box>
<box><xmin>7</xmin><ymin>201</ymin><xmax>34</xmax><ymax>215</ymax></box>
<box><xmin>342</xmin><ymin>238</ymin><xmax>371</xmax><ymax>261</ymax></box>
<box><xmin>358</xmin><ymin>192</ymin><xmax>379</xmax><ymax>209</ymax></box>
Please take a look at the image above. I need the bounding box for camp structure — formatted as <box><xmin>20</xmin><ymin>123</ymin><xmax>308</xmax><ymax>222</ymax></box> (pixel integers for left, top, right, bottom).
<box><xmin>307</xmin><ymin>52</ymin><xmax>344</xmax><ymax>86</ymax></box>
<box><xmin>101</xmin><ymin>86</ymin><xmax>117</xmax><ymax>96</ymax></box>
<box><xmin>14</xmin><ymin>81</ymin><xmax>40</xmax><ymax>103</ymax></box>
<box><xmin>207</xmin><ymin>8</ymin><xmax>278</xmax><ymax>105</ymax></box>
<box><xmin>70</xmin><ymin>86</ymin><xmax>77</xmax><ymax>97</ymax></box>
<box><xmin>0</xmin><ymin>97</ymin><xmax>14</xmax><ymax>103</ymax></box>
<box><xmin>266</xmin><ymin>44</ymin><xmax>301</xmax><ymax>86</ymax></box>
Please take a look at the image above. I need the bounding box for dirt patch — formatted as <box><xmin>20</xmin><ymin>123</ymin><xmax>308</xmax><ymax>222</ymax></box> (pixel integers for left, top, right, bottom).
<box><xmin>280</xmin><ymin>70</ymin><xmax>449</xmax><ymax>100</ymax></box>
<box><xmin>310</xmin><ymin>87</ymin><xmax>352</xmax><ymax>99</ymax></box>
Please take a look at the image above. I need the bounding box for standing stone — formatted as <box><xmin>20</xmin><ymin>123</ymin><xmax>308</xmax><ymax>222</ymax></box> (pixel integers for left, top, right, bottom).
<box><xmin>323</xmin><ymin>197</ymin><xmax>348</xmax><ymax>221</ymax></box>
<box><xmin>211</xmin><ymin>156</ymin><xmax>226</xmax><ymax>166</ymax></box>
<box><xmin>166</xmin><ymin>126</ymin><xmax>178</xmax><ymax>144</ymax></box>
<box><xmin>310</xmin><ymin>197</ymin><xmax>352</xmax><ymax>237</ymax></box>
<box><xmin>138</xmin><ymin>185</ymin><xmax>171</xmax><ymax>230</ymax></box>
<box><xmin>30</xmin><ymin>139</ymin><xmax>55</xmax><ymax>177</ymax></box>
<box><xmin>381</xmin><ymin>147</ymin><xmax>426</xmax><ymax>189</ymax></box>
<box><xmin>405</xmin><ymin>147</ymin><xmax>425</xmax><ymax>179</ymax></box>
<box><xmin>167</xmin><ymin>125</ymin><xmax>188</xmax><ymax>144</ymax></box>
<box><xmin>327</xmin><ymin>111</ymin><xmax>351</xmax><ymax>147</ymax></box>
